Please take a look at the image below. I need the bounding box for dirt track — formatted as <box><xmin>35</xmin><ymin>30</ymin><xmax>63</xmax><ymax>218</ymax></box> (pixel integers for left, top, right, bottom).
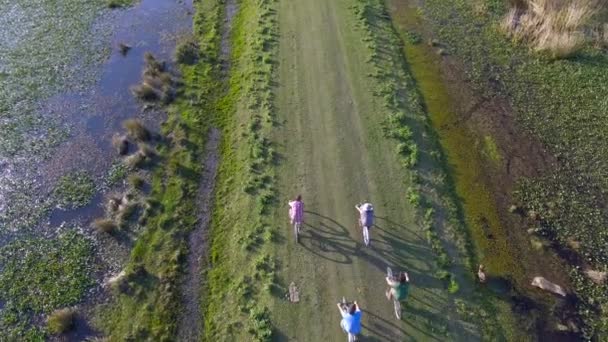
<box><xmin>268</xmin><ymin>0</ymin><xmax>480</xmax><ymax>340</ymax></box>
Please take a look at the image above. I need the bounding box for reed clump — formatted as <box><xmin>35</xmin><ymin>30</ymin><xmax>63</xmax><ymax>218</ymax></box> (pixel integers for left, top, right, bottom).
<box><xmin>502</xmin><ymin>0</ymin><xmax>606</xmax><ymax>58</ymax></box>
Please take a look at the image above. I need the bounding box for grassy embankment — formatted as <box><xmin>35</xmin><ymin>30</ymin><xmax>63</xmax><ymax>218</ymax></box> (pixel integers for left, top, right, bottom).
<box><xmin>421</xmin><ymin>0</ymin><xmax>608</xmax><ymax>337</ymax></box>
<box><xmin>203</xmin><ymin>0</ymin><xmax>280</xmax><ymax>340</ymax></box>
<box><xmin>93</xmin><ymin>0</ymin><xmax>225</xmax><ymax>339</ymax></box>
<box><xmin>349</xmin><ymin>0</ymin><xmax>520</xmax><ymax>339</ymax></box>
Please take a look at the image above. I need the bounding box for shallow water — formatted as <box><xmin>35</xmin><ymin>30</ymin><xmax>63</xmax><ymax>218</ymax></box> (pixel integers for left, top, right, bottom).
<box><xmin>0</xmin><ymin>0</ymin><xmax>193</xmax><ymax>336</ymax></box>
<box><xmin>0</xmin><ymin>0</ymin><xmax>193</xmax><ymax>235</ymax></box>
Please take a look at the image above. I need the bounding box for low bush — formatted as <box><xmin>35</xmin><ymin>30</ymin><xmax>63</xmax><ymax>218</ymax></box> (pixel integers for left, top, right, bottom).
<box><xmin>47</xmin><ymin>308</ymin><xmax>75</xmax><ymax>334</ymax></box>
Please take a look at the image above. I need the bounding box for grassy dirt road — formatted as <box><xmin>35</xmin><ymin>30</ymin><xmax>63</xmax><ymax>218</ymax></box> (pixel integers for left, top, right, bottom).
<box><xmin>269</xmin><ymin>0</ymin><xmax>479</xmax><ymax>340</ymax></box>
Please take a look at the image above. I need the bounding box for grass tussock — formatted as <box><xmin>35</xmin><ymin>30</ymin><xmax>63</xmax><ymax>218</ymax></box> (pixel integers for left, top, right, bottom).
<box><xmin>128</xmin><ymin>174</ymin><xmax>145</xmax><ymax>189</ymax></box>
<box><xmin>112</xmin><ymin>134</ymin><xmax>129</xmax><ymax>155</ymax></box>
<box><xmin>174</xmin><ymin>35</ymin><xmax>200</xmax><ymax>65</ymax></box>
<box><xmin>93</xmin><ymin>218</ymin><xmax>118</xmax><ymax>234</ymax></box>
<box><xmin>118</xmin><ymin>43</ymin><xmax>131</xmax><ymax>56</ymax></box>
<box><xmin>106</xmin><ymin>0</ymin><xmax>132</xmax><ymax>9</ymax></box>
<box><xmin>131</xmin><ymin>53</ymin><xmax>177</xmax><ymax>103</ymax></box>
<box><xmin>122</xmin><ymin>119</ymin><xmax>151</xmax><ymax>142</ymax></box>
<box><xmin>502</xmin><ymin>0</ymin><xmax>606</xmax><ymax>58</ymax></box>
<box><xmin>47</xmin><ymin>308</ymin><xmax>75</xmax><ymax>334</ymax></box>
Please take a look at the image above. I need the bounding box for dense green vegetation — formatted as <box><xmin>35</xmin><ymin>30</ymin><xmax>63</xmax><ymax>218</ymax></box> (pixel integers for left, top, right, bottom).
<box><xmin>203</xmin><ymin>0</ymin><xmax>280</xmax><ymax>340</ymax></box>
<box><xmin>0</xmin><ymin>231</ymin><xmax>93</xmax><ymax>340</ymax></box>
<box><xmin>421</xmin><ymin>0</ymin><xmax>608</xmax><ymax>337</ymax></box>
<box><xmin>94</xmin><ymin>0</ymin><xmax>224</xmax><ymax>339</ymax></box>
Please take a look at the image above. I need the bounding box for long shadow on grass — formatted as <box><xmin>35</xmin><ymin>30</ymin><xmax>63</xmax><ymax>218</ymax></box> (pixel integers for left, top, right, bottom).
<box><xmin>298</xmin><ymin>211</ymin><xmax>356</xmax><ymax>264</ymax></box>
<box><xmin>361</xmin><ymin>307</ymin><xmax>446</xmax><ymax>342</ymax></box>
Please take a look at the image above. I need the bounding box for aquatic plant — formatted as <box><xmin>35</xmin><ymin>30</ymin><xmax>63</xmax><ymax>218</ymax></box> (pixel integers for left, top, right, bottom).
<box><xmin>0</xmin><ymin>231</ymin><xmax>93</xmax><ymax>313</ymax></box>
<box><xmin>53</xmin><ymin>171</ymin><xmax>96</xmax><ymax>209</ymax></box>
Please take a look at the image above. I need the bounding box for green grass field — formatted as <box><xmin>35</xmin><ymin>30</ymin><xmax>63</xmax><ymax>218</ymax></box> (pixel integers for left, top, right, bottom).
<box><xmin>202</xmin><ymin>0</ymin><xmax>514</xmax><ymax>340</ymax></box>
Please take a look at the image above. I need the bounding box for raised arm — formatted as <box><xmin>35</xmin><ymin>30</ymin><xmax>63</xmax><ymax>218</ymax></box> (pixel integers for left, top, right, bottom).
<box><xmin>386</xmin><ymin>277</ymin><xmax>399</xmax><ymax>286</ymax></box>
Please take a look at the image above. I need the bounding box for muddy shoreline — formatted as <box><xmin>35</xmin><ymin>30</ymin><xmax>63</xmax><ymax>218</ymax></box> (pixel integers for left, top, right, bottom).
<box><xmin>388</xmin><ymin>0</ymin><xmax>580</xmax><ymax>338</ymax></box>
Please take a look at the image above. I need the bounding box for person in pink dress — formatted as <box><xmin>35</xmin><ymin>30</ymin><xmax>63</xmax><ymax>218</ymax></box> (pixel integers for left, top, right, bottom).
<box><xmin>288</xmin><ymin>195</ymin><xmax>304</xmax><ymax>227</ymax></box>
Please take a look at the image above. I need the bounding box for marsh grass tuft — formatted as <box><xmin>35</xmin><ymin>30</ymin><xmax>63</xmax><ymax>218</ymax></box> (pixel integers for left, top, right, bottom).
<box><xmin>118</xmin><ymin>43</ymin><xmax>131</xmax><ymax>56</ymax></box>
<box><xmin>47</xmin><ymin>308</ymin><xmax>75</xmax><ymax>334</ymax></box>
<box><xmin>502</xmin><ymin>0</ymin><xmax>606</xmax><ymax>58</ymax></box>
<box><xmin>132</xmin><ymin>53</ymin><xmax>177</xmax><ymax>103</ymax></box>
<box><xmin>128</xmin><ymin>174</ymin><xmax>145</xmax><ymax>189</ymax></box>
<box><xmin>123</xmin><ymin>119</ymin><xmax>151</xmax><ymax>142</ymax></box>
<box><xmin>93</xmin><ymin>218</ymin><xmax>118</xmax><ymax>234</ymax></box>
<box><xmin>112</xmin><ymin>134</ymin><xmax>129</xmax><ymax>155</ymax></box>
<box><xmin>175</xmin><ymin>36</ymin><xmax>200</xmax><ymax>65</ymax></box>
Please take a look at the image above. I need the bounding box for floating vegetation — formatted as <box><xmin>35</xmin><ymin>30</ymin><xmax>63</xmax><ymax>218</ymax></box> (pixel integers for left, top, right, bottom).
<box><xmin>106</xmin><ymin>162</ymin><xmax>128</xmax><ymax>186</ymax></box>
<box><xmin>53</xmin><ymin>170</ymin><xmax>96</xmax><ymax>210</ymax></box>
<box><xmin>0</xmin><ymin>231</ymin><xmax>94</xmax><ymax>313</ymax></box>
<box><xmin>0</xmin><ymin>0</ymin><xmax>108</xmax><ymax>160</ymax></box>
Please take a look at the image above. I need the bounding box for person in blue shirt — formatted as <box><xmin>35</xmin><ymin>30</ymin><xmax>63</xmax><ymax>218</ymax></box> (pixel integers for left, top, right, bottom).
<box><xmin>337</xmin><ymin>301</ymin><xmax>362</xmax><ymax>336</ymax></box>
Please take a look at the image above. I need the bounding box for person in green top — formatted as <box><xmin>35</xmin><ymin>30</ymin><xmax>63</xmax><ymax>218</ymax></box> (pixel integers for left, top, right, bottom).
<box><xmin>385</xmin><ymin>271</ymin><xmax>410</xmax><ymax>302</ymax></box>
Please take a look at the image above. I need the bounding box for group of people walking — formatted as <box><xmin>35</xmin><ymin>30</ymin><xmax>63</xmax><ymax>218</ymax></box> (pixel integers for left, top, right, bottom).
<box><xmin>288</xmin><ymin>195</ymin><xmax>411</xmax><ymax>339</ymax></box>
